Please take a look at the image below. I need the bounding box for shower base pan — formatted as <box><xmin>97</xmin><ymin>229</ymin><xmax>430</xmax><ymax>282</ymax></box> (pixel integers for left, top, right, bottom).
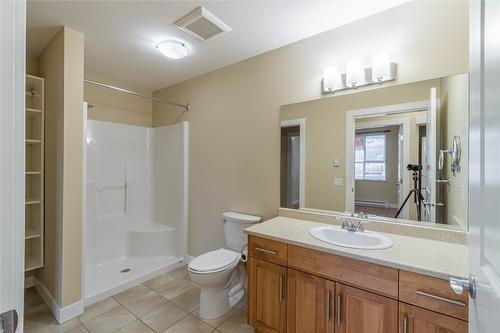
<box><xmin>84</xmin><ymin>255</ymin><xmax>184</xmax><ymax>306</ymax></box>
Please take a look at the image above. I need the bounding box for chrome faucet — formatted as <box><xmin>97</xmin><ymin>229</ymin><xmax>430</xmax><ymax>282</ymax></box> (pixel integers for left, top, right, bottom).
<box><xmin>340</xmin><ymin>213</ymin><xmax>370</xmax><ymax>232</ymax></box>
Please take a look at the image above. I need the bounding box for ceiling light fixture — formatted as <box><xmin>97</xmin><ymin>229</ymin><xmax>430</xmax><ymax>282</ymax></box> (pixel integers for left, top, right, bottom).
<box><xmin>156</xmin><ymin>40</ymin><xmax>189</xmax><ymax>60</ymax></box>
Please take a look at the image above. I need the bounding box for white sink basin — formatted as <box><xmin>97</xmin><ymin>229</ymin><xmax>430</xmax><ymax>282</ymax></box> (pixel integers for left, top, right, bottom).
<box><xmin>309</xmin><ymin>225</ymin><xmax>393</xmax><ymax>250</ymax></box>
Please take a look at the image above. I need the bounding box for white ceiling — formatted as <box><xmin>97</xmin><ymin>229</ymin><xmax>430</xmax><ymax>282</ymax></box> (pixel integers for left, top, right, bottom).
<box><xmin>27</xmin><ymin>0</ymin><xmax>409</xmax><ymax>92</ymax></box>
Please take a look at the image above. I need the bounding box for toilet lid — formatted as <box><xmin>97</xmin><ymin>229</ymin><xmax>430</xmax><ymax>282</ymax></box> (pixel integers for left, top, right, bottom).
<box><xmin>189</xmin><ymin>248</ymin><xmax>239</xmax><ymax>273</ymax></box>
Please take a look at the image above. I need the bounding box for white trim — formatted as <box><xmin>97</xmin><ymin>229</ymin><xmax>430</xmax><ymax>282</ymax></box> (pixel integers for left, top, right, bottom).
<box><xmin>181</xmin><ymin>121</ymin><xmax>189</xmax><ymax>261</ymax></box>
<box><xmin>415</xmin><ymin>115</ymin><xmax>428</xmax><ymax>125</ymax></box>
<box><xmin>281</xmin><ymin>118</ymin><xmax>306</xmax><ymax>208</ymax></box>
<box><xmin>346</xmin><ymin>101</ymin><xmax>427</xmax><ymax>219</ymax></box>
<box><xmin>0</xmin><ymin>1</ymin><xmax>26</xmax><ymax>331</ymax></box>
<box><xmin>82</xmin><ymin>102</ymin><xmax>88</xmax><ymax>302</ymax></box>
<box><xmin>34</xmin><ymin>278</ymin><xmax>84</xmax><ymax>324</ymax></box>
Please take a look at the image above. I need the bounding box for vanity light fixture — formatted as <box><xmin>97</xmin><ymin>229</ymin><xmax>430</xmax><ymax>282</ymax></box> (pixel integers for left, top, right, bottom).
<box><xmin>322</xmin><ymin>56</ymin><xmax>397</xmax><ymax>94</ymax></box>
<box><xmin>372</xmin><ymin>53</ymin><xmax>393</xmax><ymax>82</ymax></box>
<box><xmin>156</xmin><ymin>40</ymin><xmax>190</xmax><ymax>60</ymax></box>
<box><xmin>346</xmin><ymin>60</ymin><xmax>365</xmax><ymax>88</ymax></box>
<box><xmin>323</xmin><ymin>66</ymin><xmax>343</xmax><ymax>92</ymax></box>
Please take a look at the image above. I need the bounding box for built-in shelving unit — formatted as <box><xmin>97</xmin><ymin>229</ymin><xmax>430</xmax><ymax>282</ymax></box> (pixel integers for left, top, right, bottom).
<box><xmin>25</xmin><ymin>74</ymin><xmax>45</xmax><ymax>272</ymax></box>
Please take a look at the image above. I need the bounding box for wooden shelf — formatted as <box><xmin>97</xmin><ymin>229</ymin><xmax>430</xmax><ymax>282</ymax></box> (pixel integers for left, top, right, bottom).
<box><xmin>25</xmin><ymin>199</ymin><xmax>42</xmax><ymax>205</ymax></box>
<box><xmin>25</xmin><ymin>227</ymin><xmax>41</xmax><ymax>240</ymax></box>
<box><xmin>25</xmin><ymin>254</ymin><xmax>43</xmax><ymax>272</ymax></box>
<box><xmin>26</xmin><ymin>107</ymin><xmax>42</xmax><ymax>112</ymax></box>
<box><xmin>25</xmin><ymin>74</ymin><xmax>45</xmax><ymax>272</ymax></box>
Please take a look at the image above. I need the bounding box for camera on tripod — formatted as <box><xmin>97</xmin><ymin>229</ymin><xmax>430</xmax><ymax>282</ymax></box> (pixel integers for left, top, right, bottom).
<box><xmin>407</xmin><ymin>164</ymin><xmax>422</xmax><ymax>172</ymax></box>
<box><xmin>395</xmin><ymin>163</ymin><xmax>425</xmax><ymax>220</ymax></box>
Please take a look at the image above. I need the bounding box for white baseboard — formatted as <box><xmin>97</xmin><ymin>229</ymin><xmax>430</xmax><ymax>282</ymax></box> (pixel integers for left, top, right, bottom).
<box><xmin>25</xmin><ymin>276</ymin><xmax>34</xmax><ymax>289</ymax></box>
<box><xmin>34</xmin><ymin>278</ymin><xmax>83</xmax><ymax>324</ymax></box>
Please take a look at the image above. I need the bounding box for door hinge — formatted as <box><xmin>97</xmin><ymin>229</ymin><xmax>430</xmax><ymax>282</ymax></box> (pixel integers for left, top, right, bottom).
<box><xmin>0</xmin><ymin>309</ymin><xmax>18</xmax><ymax>333</ymax></box>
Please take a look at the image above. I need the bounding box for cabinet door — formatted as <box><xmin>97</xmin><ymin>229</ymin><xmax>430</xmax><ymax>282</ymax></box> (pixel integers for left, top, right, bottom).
<box><xmin>287</xmin><ymin>268</ymin><xmax>335</xmax><ymax>333</ymax></box>
<box><xmin>248</xmin><ymin>257</ymin><xmax>287</xmax><ymax>333</ymax></box>
<box><xmin>336</xmin><ymin>283</ymin><xmax>398</xmax><ymax>333</ymax></box>
<box><xmin>399</xmin><ymin>303</ymin><xmax>468</xmax><ymax>333</ymax></box>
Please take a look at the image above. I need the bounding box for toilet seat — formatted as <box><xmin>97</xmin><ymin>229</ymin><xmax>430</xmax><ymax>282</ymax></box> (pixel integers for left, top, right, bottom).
<box><xmin>188</xmin><ymin>248</ymin><xmax>240</xmax><ymax>274</ymax></box>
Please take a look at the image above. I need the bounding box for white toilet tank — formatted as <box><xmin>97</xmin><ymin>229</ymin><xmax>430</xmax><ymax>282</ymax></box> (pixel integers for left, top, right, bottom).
<box><xmin>222</xmin><ymin>212</ymin><xmax>261</xmax><ymax>251</ymax></box>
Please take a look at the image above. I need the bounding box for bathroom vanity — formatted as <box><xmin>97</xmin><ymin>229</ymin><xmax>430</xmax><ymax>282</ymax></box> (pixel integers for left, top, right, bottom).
<box><xmin>245</xmin><ymin>214</ymin><xmax>468</xmax><ymax>333</ymax></box>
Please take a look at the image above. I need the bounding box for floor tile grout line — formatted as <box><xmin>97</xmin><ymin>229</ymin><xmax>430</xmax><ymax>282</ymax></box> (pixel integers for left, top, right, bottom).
<box><xmin>111</xmin><ymin>285</ymin><xmax>173</xmax><ymax>318</ymax></box>
<box><xmin>153</xmin><ymin>311</ymin><xmax>190</xmax><ymax>333</ymax></box>
<box><xmin>109</xmin><ymin>306</ymin><xmax>137</xmax><ymax>333</ymax></box>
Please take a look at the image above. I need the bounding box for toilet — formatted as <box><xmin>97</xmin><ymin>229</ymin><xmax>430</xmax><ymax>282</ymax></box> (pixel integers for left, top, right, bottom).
<box><xmin>188</xmin><ymin>212</ymin><xmax>261</xmax><ymax>320</ymax></box>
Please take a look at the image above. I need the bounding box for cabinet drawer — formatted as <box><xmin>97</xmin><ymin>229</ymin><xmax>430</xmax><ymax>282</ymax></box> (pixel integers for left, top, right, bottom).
<box><xmin>248</xmin><ymin>236</ymin><xmax>287</xmax><ymax>266</ymax></box>
<box><xmin>399</xmin><ymin>270</ymin><xmax>468</xmax><ymax>321</ymax></box>
<box><xmin>399</xmin><ymin>303</ymin><xmax>468</xmax><ymax>333</ymax></box>
<box><xmin>288</xmin><ymin>245</ymin><xmax>398</xmax><ymax>298</ymax></box>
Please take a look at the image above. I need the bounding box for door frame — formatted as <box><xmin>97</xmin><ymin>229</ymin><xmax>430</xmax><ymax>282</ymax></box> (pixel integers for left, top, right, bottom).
<box><xmin>0</xmin><ymin>0</ymin><xmax>26</xmax><ymax>331</ymax></box>
<box><xmin>345</xmin><ymin>101</ymin><xmax>428</xmax><ymax>217</ymax></box>
<box><xmin>281</xmin><ymin>119</ymin><xmax>305</xmax><ymax>209</ymax></box>
<box><xmin>354</xmin><ymin>119</ymin><xmax>410</xmax><ymax>219</ymax></box>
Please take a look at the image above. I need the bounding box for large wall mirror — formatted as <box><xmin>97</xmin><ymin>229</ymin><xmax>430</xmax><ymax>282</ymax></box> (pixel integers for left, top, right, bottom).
<box><xmin>280</xmin><ymin>73</ymin><xmax>469</xmax><ymax>230</ymax></box>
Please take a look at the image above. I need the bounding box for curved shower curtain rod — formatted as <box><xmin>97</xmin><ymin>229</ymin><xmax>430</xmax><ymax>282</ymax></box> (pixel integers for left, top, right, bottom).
<box><xmin>84</xmin><ymin>79</ymin><xmax>190</xmax><ymax>111</ymax></box>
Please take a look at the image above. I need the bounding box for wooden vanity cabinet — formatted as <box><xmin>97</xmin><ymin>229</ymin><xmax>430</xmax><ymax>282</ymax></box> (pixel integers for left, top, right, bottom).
<box><xmin>247</xmin><ymin>236</ymin><xmax>468</xmax><ymax>333</ymax></box>
<box><xmin>336</xmin><ymin>283</ymin><xmax>398</xmax><ymax>333</ymax></box>
<box><xmin>399</xmin><ymin>303</ymin><xmax>468</xmax><ymax>333</ymax></box>
<box><xmin>248</xmin><ymin>257</ymin><xmax>287</xmax><ymax>333</ymax></box>
<box><xmin>287</xmin><ymin>268</ymin><xmax>335</xmax><ymax>333</ymax></box>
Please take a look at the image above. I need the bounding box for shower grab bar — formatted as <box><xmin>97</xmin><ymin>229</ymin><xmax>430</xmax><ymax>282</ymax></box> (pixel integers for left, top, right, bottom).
<box><xmin>96</xmin><ymin>183</ymin><xmax>127</xmax><ymax>191</ymax></box>
<box><xmin>95</xmin><ymin>181</ymin><xmax>128</xmax><ymax>214</ymax></box>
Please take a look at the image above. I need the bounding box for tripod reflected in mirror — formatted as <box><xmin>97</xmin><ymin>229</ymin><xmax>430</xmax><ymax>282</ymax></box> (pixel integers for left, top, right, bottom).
<box><xmin>395</xmin><ymin>164</ymin><xmax>426</xmax><ymax>220</ymax></box>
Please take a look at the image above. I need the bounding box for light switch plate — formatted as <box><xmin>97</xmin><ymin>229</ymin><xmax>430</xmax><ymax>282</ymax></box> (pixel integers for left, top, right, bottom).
<box><xmin>334</xmin><ymin>177</ymin><xmax>343</xmax><ymax>186</ymax></box>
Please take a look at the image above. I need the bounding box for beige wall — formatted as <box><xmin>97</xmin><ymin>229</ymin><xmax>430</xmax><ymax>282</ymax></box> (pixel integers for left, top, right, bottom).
<box><xmin>152</xmin><ymin>1</ymin><xmax>468</xmax><ymax>256</ymax></box>
<box><xmin>36</xmin><ymin>27</ymin><xmax>84</xmax><ymax>308</ymax></box>
<box><xmin>355</xmin><ymin>126</ymin><xmax>400</xmax><ymax>206</ymax></box>
<box><xmin>27</xmin><ymin>57</ymin><xmax>38</xmax><ymax>76</ymax></box>
<box><xmin>84</xmin><ymin>73</ymin><xmax>153</xmax><ymax>127</ymax></box>
<box><xmin>440</xmin><ymin>74</ymin><xmax>468</xmax><ymax>228</ymax></box>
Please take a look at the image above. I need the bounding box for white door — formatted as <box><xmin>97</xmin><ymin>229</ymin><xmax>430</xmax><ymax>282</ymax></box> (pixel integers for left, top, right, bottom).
<box><xmin>421</xmin><ymin>87</ymin><xmax>437</xmax><ymax>222</ymax></box>
<box><xmin>288</xmin><ymin>135</ymin><xmax>300</xmax><ymax>209</ymax></box>
<box><xmin>468</xmin><ymin>1</ymin><xmax>500</xmax><ymax>331</ymax></box>
<box><xmin>396</xmin><ymin>125</ymin><xmax>404</xmax><ymax>215</ymax></box>
<box><xmin>0</xmin><ymin>1</ymin><xmax>26</xmax><ymax>332</ymax></box>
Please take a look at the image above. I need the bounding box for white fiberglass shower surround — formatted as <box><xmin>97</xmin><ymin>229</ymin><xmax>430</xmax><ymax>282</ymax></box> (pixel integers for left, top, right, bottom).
<box><xmin>84</xmin><ymin>119</ymin><xmax>188</xmax><ymax>305</ymax></box>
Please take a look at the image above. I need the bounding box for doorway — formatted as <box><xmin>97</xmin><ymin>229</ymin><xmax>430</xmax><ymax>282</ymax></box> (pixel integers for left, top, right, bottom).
<box><xmin>280</xmin><ymin>119</ymin><xmax>305</xmax><ymax>209</ymax></box>
<box><xmin>354</xmin><ymin>124</ymin><xmax>402</xmax><ymax>218</ymax></box>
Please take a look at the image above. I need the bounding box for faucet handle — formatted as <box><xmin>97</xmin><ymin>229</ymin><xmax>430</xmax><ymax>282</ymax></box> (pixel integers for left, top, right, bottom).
<box><xmin>355</xmin><ymin>219</ymin><xmax>370</xmax><ymax>232</ymax></box>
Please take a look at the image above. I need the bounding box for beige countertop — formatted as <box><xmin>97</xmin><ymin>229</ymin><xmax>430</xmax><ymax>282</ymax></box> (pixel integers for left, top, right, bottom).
<box><xmin>244</xmin><ymin>216</ymin><xmax>469</xmax><ymax>280</ymax></box>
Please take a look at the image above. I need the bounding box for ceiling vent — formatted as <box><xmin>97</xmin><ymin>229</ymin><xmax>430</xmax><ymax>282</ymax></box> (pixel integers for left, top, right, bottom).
<box><xmin>175</xmin><ymin>7</ymin><xmax>231</xmax><ymax>42</ymax></box>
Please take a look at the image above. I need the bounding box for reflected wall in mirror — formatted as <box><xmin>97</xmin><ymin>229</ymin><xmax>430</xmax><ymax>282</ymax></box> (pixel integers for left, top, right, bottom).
<box><xmin>280</xmin><ymin>73</ymin><xmax>468</xmax><ymax>229</ymax></box>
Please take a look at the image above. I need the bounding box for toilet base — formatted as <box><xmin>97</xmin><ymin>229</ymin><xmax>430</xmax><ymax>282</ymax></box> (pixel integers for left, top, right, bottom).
<box><xmin>198</xmin><ymin>287</ymin><xmax>231</xmax><ymax>320</ymax></box>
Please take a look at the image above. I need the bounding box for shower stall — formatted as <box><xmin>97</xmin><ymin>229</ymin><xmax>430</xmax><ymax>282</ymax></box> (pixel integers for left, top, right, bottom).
<box><xmin>84</xmin><ymin>119</ymin><xmax>188</xmax><ymax>305</ymax></box>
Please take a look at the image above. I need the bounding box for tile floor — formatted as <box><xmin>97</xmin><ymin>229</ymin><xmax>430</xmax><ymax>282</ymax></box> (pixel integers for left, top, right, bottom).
<box><xmin>24</xmin><ymin>266</ymin><xmax>253</xmax><ymax>333</ymax></box>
